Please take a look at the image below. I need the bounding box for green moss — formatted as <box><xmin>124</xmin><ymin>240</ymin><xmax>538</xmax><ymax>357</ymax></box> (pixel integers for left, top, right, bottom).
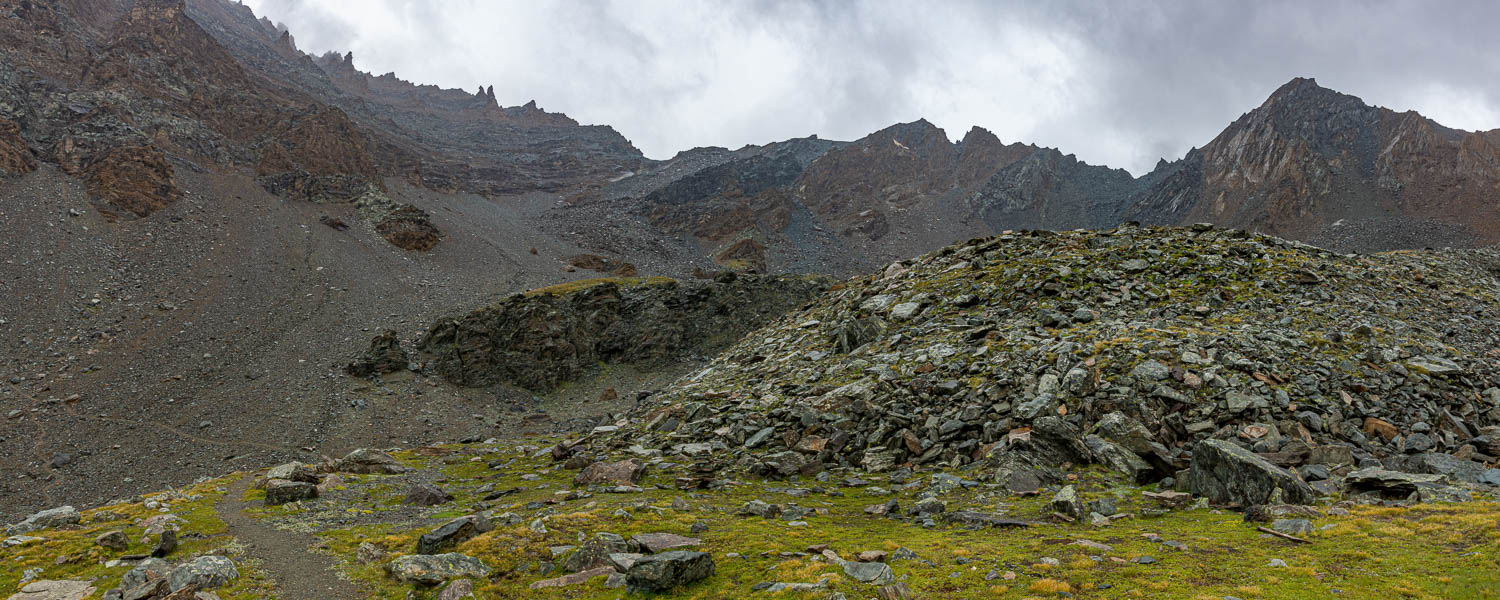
<box><xmin>241</xmin><ymin>441</ymin><xmax>1500</xmax><ymax>600</ymax></box>
<box><xmin>0</xmin><ymin>474</ymin><xmax>278</xmax><ymax>599</ymax></box>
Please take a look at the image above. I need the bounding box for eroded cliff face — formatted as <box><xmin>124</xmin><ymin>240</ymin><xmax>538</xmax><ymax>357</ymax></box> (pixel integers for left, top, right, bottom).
<box><xmin>0</xmin><ymin>117</ymin><xmax>37</xmax><ymax>176</ymax></box>
<box><xmin>0</xmin><ymin>0</ymin><xmax>426</xmax><ymax>229</ymax></box>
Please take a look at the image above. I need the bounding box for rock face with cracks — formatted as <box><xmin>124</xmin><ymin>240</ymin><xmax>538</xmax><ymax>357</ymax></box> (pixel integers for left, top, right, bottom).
<box><xmin>412</xmin><ymin>273</ymin><xmax>828</xmax><ymax>392</ymax></box>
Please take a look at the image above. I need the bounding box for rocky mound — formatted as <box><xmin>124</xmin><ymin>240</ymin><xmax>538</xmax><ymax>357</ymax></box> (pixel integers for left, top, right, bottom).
<box><xmin>351</xmin><ymin>273</ymin><xmax>830</xmax><ymax>392</ymax></box>
<box><xmin>595</xmin><ymin>225</ymin><xmax>1500</xmax><ymax>502</ymax></box>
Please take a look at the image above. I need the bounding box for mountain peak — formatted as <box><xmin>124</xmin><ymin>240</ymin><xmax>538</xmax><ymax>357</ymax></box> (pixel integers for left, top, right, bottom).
<box><xmin>1257</xmin><ymin>76</ymin><xmax>1359</xmax><ymax>112</ymax></box>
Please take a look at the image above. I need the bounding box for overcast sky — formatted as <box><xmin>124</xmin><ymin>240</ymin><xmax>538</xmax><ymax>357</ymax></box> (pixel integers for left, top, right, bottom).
<box><xmin>241</xmin><ymin>0</ymin><xmax>1500</xmax><ymax>175</ymax></box>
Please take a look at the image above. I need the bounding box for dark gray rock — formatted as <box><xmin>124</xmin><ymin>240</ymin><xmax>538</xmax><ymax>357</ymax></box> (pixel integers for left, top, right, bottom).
<box><xmin>404</xmin><ymin>483</ymin><xmax>454</xmax><ymax>506</ymax></box>
<box><xmin>387</xmin><ymin>553</ymin><xmax>491</xmax><ymax>585</ymax></box>
<box><xmin>417</xmin><ymin>515</ymin><xmax>494</xmax><ymax>555</ymax></box>
<box><xmin>94</xmin><ymin>530</ymin><xmax>128</xmax><ymax>551</ymax></box>
<box><xmin>1386</xmin><ymin>453</ymin><xmax>1486</xmax><ymax>484</ymax></box>
<box><xmin>1189</xmin><ymin>439</ymin><xmax>1316</xmax><ymax>505</ymax></box>
<box><xmin>563</xmin><ymin>532</ymin><xmax>631</xmax><ymax>573</ymax></box>
<box><xmin>625</xmin><ymin>550</ymin><xmax>715</xmax><ymax>593</ymax></box>
<box><xmin>264</xmin><ymin>480</ymin><xmax>318</xmax><ymax>506</ymax></box>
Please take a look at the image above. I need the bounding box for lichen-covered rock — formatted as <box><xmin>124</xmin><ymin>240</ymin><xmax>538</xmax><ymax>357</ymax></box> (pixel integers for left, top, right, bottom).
<box><xmin>562</xmin><ymin>532</ymin><xmax>631</xmax><ymax>573</ymax></box>
<box><xmin>6</xmin><ymin>506</ymin><xmax>80</xmax><ymax>535</ymax></box>
<box><xmin>336</xmin><ymin>448</ymin><xmax>409</xmax><ymax>474</ymax></box>
<box><xmin>167</xmin><ymin>555</ymin><xmax>239</xmax><ymax>592</ymax></box>
<box><xmin>624</xmin><ymin>550</ymin><xmax>714</xmax><ymax>593</ymax></box>
<box><xmin>387</xmin><ymin>553</ymin><xmax>490</xmax><ymax>586</ymax></box>
<box><xmin>1190</xmin><ymin>439</ymin><xmax>1316</xmax><ymax>505</ymax></box>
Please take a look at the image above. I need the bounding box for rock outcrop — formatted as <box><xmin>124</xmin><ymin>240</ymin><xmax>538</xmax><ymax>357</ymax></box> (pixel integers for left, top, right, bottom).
<box><xmin>411</xmin><ymin>274</ymin><xmax>829</xmax><ymax>391</ymax></box>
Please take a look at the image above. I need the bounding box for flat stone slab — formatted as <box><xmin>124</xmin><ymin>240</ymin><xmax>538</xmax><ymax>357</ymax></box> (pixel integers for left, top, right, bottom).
<box><xmin>530</xmin><ymin>566</ymin><xmax>614</xmax><ymax>589</ymax></box>
<box><xmin>6</xmin><ymin>580</ymin><xmax>96</xmax><ymax>600</ymax></box>
<box><xmin>630</xmin><ymin>532</ymin><xmax>701</xmax><ymax>553</ymax></box>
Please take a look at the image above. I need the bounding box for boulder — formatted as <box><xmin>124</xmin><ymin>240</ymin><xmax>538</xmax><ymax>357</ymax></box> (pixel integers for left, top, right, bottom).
<box><xmin>346</xmin><ymin>329</ymin><xmax>410</xmax><ymax>377</ymax></box>
<box><xmin>95</xmin><ymin>530</ymin><xmax>129</xmax><ymax>551</ymax></box>
<box><xmin>736</xmin><ymin>500</ymin><xmax>782</xmax><ymax>518</ymax></box>
<box><xmin>574</xmin><ymin>459</ymin><xmax>646</xmax><ymax>486</ymax></box>
<box><xmin>625</xmin><ymin>551</ymin><xmax>715</xmax><ymax>593</ymax></box>
<box><xmin>264</xmin><ymin>480</ymin><xmax>318</xmax><ymax>506</ymax></box>
<box><xmin>1343</xmin><ymin>468</ymin><xmax>1461</xmax><ymax>502</ymax></box>
<box><xmin>417</xmin><ymin>515</ymin><xmax>493</xmax><ymax>555</ymax></box>
<box><xmin>1189</xmin><ymin>439</ymin><xmax>1316</xmax><ymax>505</ymax></box>
<box><xmin>403</xmin><ymin>483</ymin><xmax>454</xmax><ymax>506</ymax></box>
<box><xmin>120</xmin><ymin>559</ymin><xmax>172</xmax><ymax>590</ymax></box>
<box><xmin>563</xmin><ymin>533</ymin><xmax>632</xmax><ymax>573</ymax></box>
<box><xmin>263</xmin><ymin>462</ymin><xmax>318</xmax><ymax>484</ymax></box>
<box><xmin>842</xmin><ymin>560</ymin><xmax>895</xmax><ymax>585</ymax></box>
<box><xmin>167</xmin><ymin>556</ymin><xmax>240</xmax><ymax>592</ymax></box>
<box><xmin>1050</xmin><ymin>485</ymin><xmax>1084</xmax><ymax>520</ymax></box>
<box><xmin>387</xmin><ymin>554</ymin><xmax>491</xmax><ymax>586</ymax></box>
<box><xmin>1083</xmin><ymin>435</ymin><xmax>1153</xmax><ymax>483</ymax></box>
<box><xmin>1095</xmin><ymin>412</ymin><xmax>1157</xmax><ymax>455</ymax></box>
<box><xmin>152</xmin><ymin>528</ymin><xmax>177</xmax><ymax>558</ymax></box>
<box><xmin>6</xmin><ymin>506</ymin><xmax>80</xmax><ymax>535</ymax></box>
<box><xmin>337</xmin><ymin>448</ymin><xmax>409</xmax><ymax>474</ymax></box>
<box><xmin>1385</xmin><ymin>453</ymin><xmax>1487</xmax><ymax>484</ymax></box>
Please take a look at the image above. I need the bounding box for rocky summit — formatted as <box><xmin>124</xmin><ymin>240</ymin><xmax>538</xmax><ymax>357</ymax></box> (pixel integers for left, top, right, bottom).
<box><xmin>4</xmin><ymin>0</ymin><xmax>1500</xmax><ymax>599</ymax></box>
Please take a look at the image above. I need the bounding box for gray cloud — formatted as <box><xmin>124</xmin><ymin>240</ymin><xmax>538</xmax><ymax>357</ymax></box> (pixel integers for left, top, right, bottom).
<box><xmin>243</xmin><ymin>0</ymin><xmax>1500</xmax><ymax>174</ymax></box>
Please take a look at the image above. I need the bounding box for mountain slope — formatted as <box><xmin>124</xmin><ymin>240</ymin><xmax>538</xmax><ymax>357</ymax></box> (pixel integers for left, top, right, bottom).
<box><xmin>1128</xmin><ymin>78</ymin><xmax>1500</xmax><ymax>251</ymax></box>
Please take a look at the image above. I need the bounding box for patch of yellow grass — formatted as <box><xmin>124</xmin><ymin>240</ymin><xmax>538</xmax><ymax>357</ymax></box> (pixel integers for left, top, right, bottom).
<box><xmin>1029</xmin><ymin>578</ymin><xmax>1072</xmax><ymax>594</ymax></box>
